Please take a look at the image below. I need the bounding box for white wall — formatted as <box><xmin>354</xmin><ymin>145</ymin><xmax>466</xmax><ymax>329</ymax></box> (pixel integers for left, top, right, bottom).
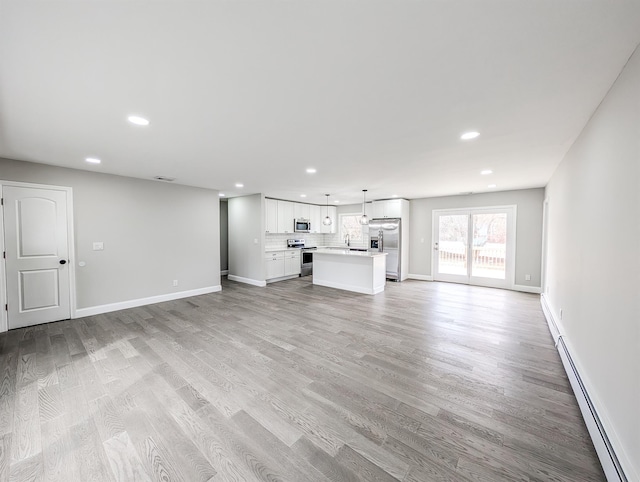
<box><xmin>0</xmin><ymin>157</ymin><xmax>221</xmax><ymax>314</ymax></box>
<box><xmin>544</xmin><ymin>46</ymin><xmax>640</xmax><ymax>479</ymax></box>
<box><xmin>220</xmin><ymin>200</ymin><xmax>228</xmax><ymax>271</ymax></box>
<box><xmin>228</xmin><ymin>194</ymin><xmax>265</xmax><ymax>284</ymax></box>
<box><xmin>409</xmin><ymin>189</ymin><xmax>544</xmax><ymax>288</ymax></box>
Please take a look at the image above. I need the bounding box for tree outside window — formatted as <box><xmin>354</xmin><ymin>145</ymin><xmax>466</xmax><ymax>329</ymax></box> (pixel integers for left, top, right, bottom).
<box><xmin>340</xmin><ymin>214</ymin><xmax>365</xmax><ymax>242</ymax></box>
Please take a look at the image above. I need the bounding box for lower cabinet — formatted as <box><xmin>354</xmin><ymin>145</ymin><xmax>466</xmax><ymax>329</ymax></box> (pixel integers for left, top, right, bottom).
<box><xmin>265</xmin><ymin>250</ymin><xmax>301</xmax><ymax>280</ymax></box>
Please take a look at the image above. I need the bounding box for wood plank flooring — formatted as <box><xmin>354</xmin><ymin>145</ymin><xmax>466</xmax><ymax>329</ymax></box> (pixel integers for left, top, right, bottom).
<box><xmin>0</xmin><ymin>277</ymin><xmax>605</xmax><ymax>481</ymax></box>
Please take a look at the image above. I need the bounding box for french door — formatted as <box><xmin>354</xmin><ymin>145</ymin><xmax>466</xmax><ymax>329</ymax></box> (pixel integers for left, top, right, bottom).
<box><xmin>433</xmin><ymin>206</ymin><xmax>516</xmax><ymax>289</ymax></box>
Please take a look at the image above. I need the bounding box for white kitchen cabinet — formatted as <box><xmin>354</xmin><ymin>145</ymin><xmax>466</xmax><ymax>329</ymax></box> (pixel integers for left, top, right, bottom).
<box><xmin>265</xmin><ymin>250</ymin><xmax>300</xmax><ymax>280</ymax></box>
<box><xmin>265</xmin><ymin>198</ymin><xmax>278</xmax><ymax>233</ymax></box>
<box><xmin>284</xmin><ymin>250</ymin><xmax>301</xmax><ymax>276</ymax></box>
<box><xmin>309</xmin><ymin>204</ymin><xmax>322</xmax><ymax>233</ymax></box>
<box><xmin>277</xmin><ymin>201</ymin><xmax>295</xmax><ymax>234</ymax></box>
<box><xmin>320</xmin><ymin>206</ymin><xmax>337</xmax><ymax>234</ymax></box>
<box><xmin>372</xmin><ymin>199</ymin><xmax>408</xmax><ymax>219</ymax></box>
<box><xmin>265</xmin><ymin>252</ymin><xmax>285</xmax><ymax>279</ymax></box>
<box><xmin>294</xmin><ymin>202</ymin><xmax>310</xmax><ymax>220</ymax></box>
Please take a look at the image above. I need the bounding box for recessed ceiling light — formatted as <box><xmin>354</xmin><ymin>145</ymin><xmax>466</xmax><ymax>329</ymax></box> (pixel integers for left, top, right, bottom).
<box><xmin>488</xmin><ymin>184</ymin><xmax>497</xmax><ymax>188</ymax></box>
<box><xmin>128</xmin><ymin>115</ymin><xmax>149</xmax><ymax>126</ymax></box>
<box><xmin>461</xmin><ymin>131</ymin><xmax>480</xmax><ymax>140</ymax></box>
<box><xmin>85</xmin><ymin>157</ymin><xmax>101</xmax><ymax>164</ymax></box>
<box><xmin>306</xmin><ymin>168</ymin><xmax>317</xmax><ymax>174</ymax></box>
<box><xmin>219</xmin><ymin>193</ymin><xmax>225</xmax><ymax>197</ymax></box>
<box><xmin>334</xmin><ymin>200</ymin><xmax>340</xmax><ymax>203</ymax></box>
<box><xmin>481</xmin><ymin>169</ymin><xmax>493</xmax><ymax>175</ymax></box>
<box><xmin>392</xmin><ymin>194</ymin><xmax>398</xmax><ymax>198</ymax></box>
<box><xmin>300</xmin><ymin>194</ymin><xmax>307</xmax><ymax>198</ymax></box>
<box><xmin>235</xmin><ymin>183</ymin><xmax>244</xmax><ymax>188</ymax></box>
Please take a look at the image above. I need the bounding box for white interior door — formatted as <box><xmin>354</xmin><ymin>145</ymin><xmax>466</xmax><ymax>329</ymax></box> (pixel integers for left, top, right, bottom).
<box><xmin>433</xmin><ymin>207</ymin><xmax>515</xmax><ymax>289</ymax></box>
<box><xmin>3</xmin><ymin>185</ymin><xmax>72</xmax><ymax>329</ymax></box>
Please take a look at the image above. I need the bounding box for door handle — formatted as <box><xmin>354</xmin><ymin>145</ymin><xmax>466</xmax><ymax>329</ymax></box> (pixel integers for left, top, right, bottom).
<box><xmin>434</xmin><ymin>242</ymin><xmax>439</xmax><ymax>251</ymax></box>
<box><xmin>59</xmin><ymin>259</ymin><xmax>67</xmax><ymax>265</ymax></box>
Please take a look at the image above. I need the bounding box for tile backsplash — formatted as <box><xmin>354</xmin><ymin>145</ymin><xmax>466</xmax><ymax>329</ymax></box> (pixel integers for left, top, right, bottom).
<box><xmin>265</xmin><ymin>232</ymin><xmax>369</xmax><ymax>249</ymax></box>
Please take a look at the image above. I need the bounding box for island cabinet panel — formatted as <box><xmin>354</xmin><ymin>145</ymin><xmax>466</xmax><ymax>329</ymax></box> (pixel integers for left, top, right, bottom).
<box><xmin>277</xmin><ymin>201</ymin><xmax>295</xmax><ymax>234</ymax></box>
<box><xmin>265</xmin><ymin>198</ymin><xmax>278</xmax><ymax>233</ymax></box>
<box><xmin>313</xmin><ymin>250</ymin><xmax>387</xmax><ymax>294</ymax></box>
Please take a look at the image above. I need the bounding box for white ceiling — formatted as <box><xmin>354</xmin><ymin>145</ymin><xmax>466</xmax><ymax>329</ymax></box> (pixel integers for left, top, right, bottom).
<box><xmin>1</xmin><ymin>1</ymin><xmax>640</xmax><ymax>205</ymax></box>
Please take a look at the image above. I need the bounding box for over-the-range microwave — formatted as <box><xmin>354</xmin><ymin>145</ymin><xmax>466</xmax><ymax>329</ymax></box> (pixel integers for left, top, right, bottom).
<box><xmin>294</xmin><ymin>218</ymin><xmax>311</xmax><ymax>233</ymax></box>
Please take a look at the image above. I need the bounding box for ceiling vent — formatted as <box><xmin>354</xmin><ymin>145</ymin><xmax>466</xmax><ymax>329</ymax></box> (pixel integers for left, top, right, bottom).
<box><xmin>153</xmin><ymin>176</ymin><xmax>175</xmax><ymax>182</ymax></box>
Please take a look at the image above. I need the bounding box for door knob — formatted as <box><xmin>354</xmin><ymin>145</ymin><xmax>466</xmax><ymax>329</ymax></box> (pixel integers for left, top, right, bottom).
<box><xmin>59</xmin><ymin>259</ymin><xmax>67</xmax><ymax>265</ymax></box>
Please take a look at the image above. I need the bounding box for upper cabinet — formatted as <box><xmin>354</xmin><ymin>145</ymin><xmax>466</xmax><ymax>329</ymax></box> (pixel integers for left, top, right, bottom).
<box><xmin>372</xmin><ymin>199</ymin><xmax>409</xmax><ymax>219</ymax></box>
<box><xmin>320</xmin><ymin>205</ymin><xmax>337</xmax><ymax>234</ymax></box>
<box><xmin>277</xmin><ymin>201</ymin><xmax>295</xmax><ymax>234</ymax></box>
<box><xmin>309</xmin><ymin>204</ymin><xmax>322</xmax><ymax>233</ymax></box>
<box><xmin>294</xmin><ymin>203</ymin><xmax>310</xmax><ymax>220</ymax></box>
<box><xmin>265</xmin><ymin>198</ymin><xmax>337</xmax><ymax>234</ymax></box>
<box><xmin>265</xmin><ymin>198</ymin><xmax>278</xmax><ymax>233</ymax></box>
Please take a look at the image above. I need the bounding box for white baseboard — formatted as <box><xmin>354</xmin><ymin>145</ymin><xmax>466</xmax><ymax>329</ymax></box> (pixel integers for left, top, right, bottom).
<box><xmin>227</xmin><ymin>275</ymin><xmax>267</xmax><ymax>287</ymax></box>
<box><xmin>407</xmin><ymin>273</ymin><xmax>433</xmax><ymax>281</ymax></box>
<box><xmin>540</xmin><ymin>294</ymin><xmax>630</xmax><ymax>482</ymax></box>
<box><xmin>266</xmin><ymin>274</ymin><xmax>300</xmax><ymax>284</ymax></box>
<box><xmin>220</xmin><ymin>269</ymin><xmax>229</xmax><ymax>275</ymax></box>
<box><xmin>513</xmin><ymin>284</ymin><xmax>542</xmax><ymax>294</ymax></box>
<box><xmin>74</xmin><ymin>285</ymin><xmax>222</xmax><ymax>318</ymax></box>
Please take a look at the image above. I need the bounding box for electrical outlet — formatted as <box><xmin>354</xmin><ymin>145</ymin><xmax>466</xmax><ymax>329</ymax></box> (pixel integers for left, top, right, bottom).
<box><xmin>525</xmin><ymin>274</ymin><xmax>531</xmax><ymax>281</ymax></box>
<box><xmin>173</xmin><ymin>280</ymin><xmax>178</xmax><ymax>287</ymax></box>
<box><xmin>92</xmin><ymin>242</ymin><xmax>104</xmax><ymax>251</ymax></box>
<box><xmin>560</xmin><ymin>309</ymin><xmax>563</xmax><ymax>320</ymax></box>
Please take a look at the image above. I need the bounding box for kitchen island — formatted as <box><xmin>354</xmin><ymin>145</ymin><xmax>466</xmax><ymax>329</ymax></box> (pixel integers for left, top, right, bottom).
<box><xmin>313</xmin><ymin>249</ymin><xmax>387</xmax><ymax>295</ymax></box>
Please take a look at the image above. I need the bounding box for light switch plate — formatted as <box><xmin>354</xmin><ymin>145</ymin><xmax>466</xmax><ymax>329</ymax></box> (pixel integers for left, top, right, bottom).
<box><xmin>93</xmin><ymin>242</ymin><xmax>104</xmax><ymax>251</ymax></box>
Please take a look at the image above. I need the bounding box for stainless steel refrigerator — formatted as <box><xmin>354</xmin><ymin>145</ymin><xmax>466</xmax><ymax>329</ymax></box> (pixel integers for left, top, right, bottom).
<box><xmin>368</xmin><ymin>218</ymin><xmax>401</xmax><ymax>281</ymax></box>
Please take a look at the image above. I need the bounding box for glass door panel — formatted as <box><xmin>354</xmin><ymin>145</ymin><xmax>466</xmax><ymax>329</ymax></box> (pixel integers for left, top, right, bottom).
<box><xmin>434</xmin><ymin>207</ymin><xmax>515</xmax><ymax>289</ymax></box>
<box><xmin>471</xmin><ymin>213</ymin><xmax>507</xmax><ymax>280</ymax></box>
<box><xmin>436</xmin><ymin>213</ymin><xmax>469</xmax><ymax>280</ymax></box>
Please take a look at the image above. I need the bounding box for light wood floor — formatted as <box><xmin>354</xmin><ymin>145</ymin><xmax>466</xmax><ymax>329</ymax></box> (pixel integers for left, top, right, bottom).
<box><xmin>0</xmin><ymin>277</ymin><xmax>604</xmax><ymax>481</ymax></box>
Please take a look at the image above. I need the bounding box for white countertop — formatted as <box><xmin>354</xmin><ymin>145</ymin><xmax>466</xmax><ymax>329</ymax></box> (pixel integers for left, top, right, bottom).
<box><xmin>265</xmin><ymin>247</ymin><xmax>301</xmax><ymax>252</ymax></box>
<box><xmin>314</xmin><ymin>248</ymin><xmax>387</xmax><ymax>257</ymax></box>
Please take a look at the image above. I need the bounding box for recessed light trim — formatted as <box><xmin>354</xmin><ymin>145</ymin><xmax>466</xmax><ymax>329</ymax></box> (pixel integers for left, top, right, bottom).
<box><xmin>306</xmin><ymin>168</ymin><xmax>317</xmax><ymax>174</ymax></box>
<box><xmin>488</xmin><ymin>184</ymin><xmax>497</xmax><ymax>188</ymax></box>
<box><xmin>300</xmin><ymin>194</ymin><xmax>307</xmax><ymax>198</ymax></box>
<box><xmin>85</xmin><ymin>157</ymin><xmax>101</xmax><ymax>164</ymax></box>
<box><xmin>481</xmin><ymin>169</ymin><xmax>493</xmax><ymax>175</ymax></box>
<box><xmin>392</xmin><ymin>194</ymin><xmax>398</xmax><ymax>198</ymax></box>
<box><xmin>461</xmin><ymin>131</ymin><xmax>480</xmax><ymax>140</ymax></box>
<box><xmin>128</xmin><ymin>115</ymin><xmax>150</xmax><ymax>126</ymax></box>
<box><xmin>235</xmin><ymin>183</ymin><xmax>244</xmax><ymax>188</ymax></box>
<box><xmin>219</xmin><ymin>193</ymin><xmax>226</xmax><ymax>197</ymax></box>
<box><xmin>334</xmin><ymin>200</ymin><xmax>340</xmax><ymax>203</ymax></box>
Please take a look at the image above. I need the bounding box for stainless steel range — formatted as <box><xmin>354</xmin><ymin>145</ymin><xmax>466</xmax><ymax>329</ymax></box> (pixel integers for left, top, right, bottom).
<box><xmin>287</xmin><ymin>239</ymin><xmax>316</xmax><ymax>277</ymax></box>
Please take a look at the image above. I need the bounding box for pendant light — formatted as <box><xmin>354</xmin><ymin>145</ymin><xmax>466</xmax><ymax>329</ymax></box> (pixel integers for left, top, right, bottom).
<box><xmin>359</xmin><ymin>189</ymin><xmax>369</xmax><ymax>225</ymax></box>
<box><xmin>322</xmin><ymin>194</ymin><xmax>333</xmax><ymax>225</ymax></box>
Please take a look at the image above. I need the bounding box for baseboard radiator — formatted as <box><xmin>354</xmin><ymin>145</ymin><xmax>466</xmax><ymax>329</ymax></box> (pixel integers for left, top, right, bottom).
<box><xmin>541</xmin><ymin>295</ymin><xmax>628</xmax><ymax>482</ymax></box>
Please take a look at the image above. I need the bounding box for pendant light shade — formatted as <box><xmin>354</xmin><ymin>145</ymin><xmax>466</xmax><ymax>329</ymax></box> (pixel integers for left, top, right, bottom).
<box><xmin>322</xmin><ymin>194</ymin><xmax>333</xmax><ymax>226</ymax></box>
<box><xmin>359</xmin><ymin>189</ymin><xmax>369</xmax><ymax>225</ymax></box>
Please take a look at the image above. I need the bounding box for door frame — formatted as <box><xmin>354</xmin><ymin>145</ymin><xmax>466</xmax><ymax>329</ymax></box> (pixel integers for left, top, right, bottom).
<box><xmin>0</xmin><ymin>181</ymin><xmax>77</xmax><ymax>333</ymax></box>
<box><xmin>431</xmin><ymin>205</ymin><xmax>517</xmax><ymax>289</ymax></box>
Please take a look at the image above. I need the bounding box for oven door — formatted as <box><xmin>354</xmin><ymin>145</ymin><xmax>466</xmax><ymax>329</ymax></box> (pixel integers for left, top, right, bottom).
<box><xmin>301</xmin><ymin>250</ymin><xmax>313</xmax><ymax>276</ymax></box>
